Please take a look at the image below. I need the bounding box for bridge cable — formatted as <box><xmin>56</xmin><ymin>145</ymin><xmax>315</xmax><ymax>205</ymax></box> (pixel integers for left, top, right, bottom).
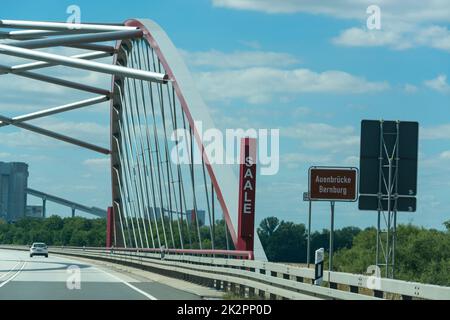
<box><xmin>112</xmin><ymin>131</ymin><xmax>134</xmax><ymax>247</ymax></box>
<box><xmin>119</xmin><ymin>83</ymin><xmax>145</xmax><ymax>248</ymax></box>
<box><xmin>201</xmin><ymin>153</ymin><xmax>215</xmax><ymax>250</ymax></box>
<box><xmin>124</xmin><ymin>71</ymin><xmax>151</xmax><ymax>248</ymax></box>
<box><xmin>139</xmin><ymin>45</ymin><xmax>164</xmax><ymax>249</ymax></box>
<box><xmin>115</xmin><ymin>89</ymin><xmax>139</xmax><ymax>247</ymax></box>
<box><xmin>162</xmin><ymin>65</ymin><xmax>185</xmax><ymax>250</ymax></box>
<box><xmin>156</xmin><ymin>58</ymin><xmax>177</xmax><ymax>249</ymax></box>
<box><xmin>147</xmin><ymin>47</ymin><xmax>170</xmax><ymax>248</ymax></box>
<box><xmin>129</xmin><ymin>42</ymin><xmax>159</xmax><ymax>248</ymax></box>
<box><xmin>133</xmin><ymin>41</ymin><xmax>159</xmax><ymax>249</ymax></box>
<box><xmin>140</xmin><ymin>46</ymin><xmax>164</xmax><ymax>248</ymax></box>
<box><xmin>184</xmin><ymin>114</ymin><xmax>203</xmax><ymax>249</ymax></box>
<box><xmin>169</xmin><ymin>81</ymin><xmax>193</xmax><ymax>248</ymax></box>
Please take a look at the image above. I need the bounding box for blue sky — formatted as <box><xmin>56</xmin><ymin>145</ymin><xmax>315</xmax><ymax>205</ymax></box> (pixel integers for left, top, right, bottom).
<box><xmin>1</xmin><ymin>0</ymin><xmax>449</xmax><ymax>231</ymax></box>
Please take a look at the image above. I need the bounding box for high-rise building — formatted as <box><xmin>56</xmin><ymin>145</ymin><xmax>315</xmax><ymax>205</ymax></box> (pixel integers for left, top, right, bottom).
<box><xmin>0</xmin><ymin>162</ymin><xmax>29</xmax><ymax>222</ymax></box>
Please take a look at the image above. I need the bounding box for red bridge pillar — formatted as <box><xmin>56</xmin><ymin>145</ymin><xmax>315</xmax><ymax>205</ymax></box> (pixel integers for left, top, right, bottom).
<box><xmin>106</xmin><ymin>206</ymin><xmax>114</xmax><ymax>248</ymax></box>
<box><xmin>237</xmin><ymin>137</ymin><xmax>257</xmax><ymax>259</ymax></box>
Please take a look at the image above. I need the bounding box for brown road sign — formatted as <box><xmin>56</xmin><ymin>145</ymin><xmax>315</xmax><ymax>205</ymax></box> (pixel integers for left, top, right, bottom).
<box><xmin>308</xmin><ymin>167</ymin><xmax>358</xmax><ymax>201</ymax></box>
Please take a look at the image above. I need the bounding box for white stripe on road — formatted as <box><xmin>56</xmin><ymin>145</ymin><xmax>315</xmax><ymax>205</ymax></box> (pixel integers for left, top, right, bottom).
<box><xmin>39</xmin><ymin>253</ymin><xmax>157</xmax><ymax>300</ymax></box>
<box><xmin>94</xmin><ymin>267</ymin><xmax>158</xmax><ymax>300</ymax></box>
<box><xmin>0</xmin><ymin>260</ymin><xmax>22</xmax><ymax>280</ymax></box>
<box><xmin>0</xmin><ymin>261</ymin><xmax>26</xmax><ymax>288</ymax></box>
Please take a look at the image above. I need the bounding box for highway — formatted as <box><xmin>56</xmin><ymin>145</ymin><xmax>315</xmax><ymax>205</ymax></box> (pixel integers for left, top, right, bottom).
<box><xmin>0</xmin><ymin>249</ymin><xmax>201</xmax><ymax>300</ymax></box>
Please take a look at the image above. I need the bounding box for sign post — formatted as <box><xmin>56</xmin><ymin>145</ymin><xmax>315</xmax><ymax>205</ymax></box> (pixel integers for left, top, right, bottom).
<box><xmin>359</xmin><ymin>120</ymin><xmax>419</xmax><ymax>278</ymax></box>
<box><xmin>314</xmin><ymin>248</ymin><xmax>324</xmax><ymax>286</ymax></box>
<box><xmin>329</xmin><ymin>201</ymin><xmax>335</xmax><ymax>272</ymax></box>
<box><xmin>303</xmin><ymin>191</ymin><xmax>312</xmax><ymax>268</ymax></box>
<box><xmin>308</xmin><ymin>166</ymin><xmax>358</xmax><ymax>277</ymax></box>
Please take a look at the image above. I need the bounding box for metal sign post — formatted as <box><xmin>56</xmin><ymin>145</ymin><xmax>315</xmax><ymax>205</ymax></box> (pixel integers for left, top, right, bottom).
<box><xmin>359</xmin><ymin>120</ymin><xmax>418</xmax><ymax>278</ymax></box>
<box><xmin>329</xmin><ymin>201</ymin><xmax>335</xmax><ymax>273</ymax></box>
<box><xmin>303</xmin><ymin>191</ymin><xmax>312</xmax><ymax>267</ymax></box>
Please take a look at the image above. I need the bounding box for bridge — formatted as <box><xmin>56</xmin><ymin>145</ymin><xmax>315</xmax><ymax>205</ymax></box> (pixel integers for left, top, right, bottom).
<box><xmin>0</xmin><ymin>18</ymin><xmax>449</xmax><ymax>300</ymax></box>
<box><xmin>26</xmin><ymin>188</ymin><xmax>107</xmax><ymax>218</ymax></box>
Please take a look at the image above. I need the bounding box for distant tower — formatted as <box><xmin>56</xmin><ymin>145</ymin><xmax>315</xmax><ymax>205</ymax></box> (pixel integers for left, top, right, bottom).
<box><xmin>0</xmin><ymin>162</ymin><xmax>29</xmax><ymax>222</ymax></box>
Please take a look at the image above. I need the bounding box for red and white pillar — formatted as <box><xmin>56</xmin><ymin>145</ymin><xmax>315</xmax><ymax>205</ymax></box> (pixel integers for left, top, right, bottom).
<box><xmin>236</xmin><ymin>137</ymin><xmax>257</xmax><ymax>259</ymax></box>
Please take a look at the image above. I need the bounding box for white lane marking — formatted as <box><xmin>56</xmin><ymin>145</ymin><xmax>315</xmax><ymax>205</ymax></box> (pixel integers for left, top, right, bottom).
<box><xmin>46</xmin><ymin>253</ymin><xmax>157</xmax><ymax>299</ymax></box>
<box><xmin>0</xmin><ymin>260</ymin><xmax>22</xmax><ymax>280</ymax></box>
<box><xmin>94</xmin><ymin>267</ymin><xmax>158</xmax><ymax>300</ymax></box>
<box><xmin>0</xmin><ymin>261</ymin><xmax>27</xmax><ymax>288</ymax></box>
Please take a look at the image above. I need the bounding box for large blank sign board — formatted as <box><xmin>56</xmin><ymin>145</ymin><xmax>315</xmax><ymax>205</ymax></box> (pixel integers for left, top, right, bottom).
<box><xmin>359</xmin><ymin>120</ymin><xmax>419</xmax><ymax>212</ymax></box>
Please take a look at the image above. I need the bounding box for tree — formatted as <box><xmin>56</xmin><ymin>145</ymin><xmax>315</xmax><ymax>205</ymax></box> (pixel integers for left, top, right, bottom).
<box><xmin>258</xmin><ymin>217</ymin><xmax>307</xmax><ymax>262</ymax></box>
<box><xmin>333</xmin><ymin>224</ymin><xmax>450</xmax><ymax>286</ymax></box>
<box><xmin>444</xmin><ymin>220</ymin><xmax>450</xmax><ymax>232</ymax></box>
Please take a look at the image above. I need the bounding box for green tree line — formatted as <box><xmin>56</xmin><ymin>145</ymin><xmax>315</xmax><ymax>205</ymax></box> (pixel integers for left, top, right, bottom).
<box><xmin>0</xmin><ymin>215</ymin><xmax>234</xmax><ymax>250</ymax></box>
<box><xmin>0</xmin><ymin>216</ymin><xmax>106</xmax><ymax>247</ymax></box>
<box><xmin>258</xmin><ymin>217</ymin><xmax>450</xmax><ymax>286</ymax></box>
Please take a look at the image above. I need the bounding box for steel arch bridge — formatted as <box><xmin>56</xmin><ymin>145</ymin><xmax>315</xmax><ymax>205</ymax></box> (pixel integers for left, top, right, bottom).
<box><xmin>0</xmin><ymin>18</ymin><xmax>266</xmax><ymax>260</ymax></box>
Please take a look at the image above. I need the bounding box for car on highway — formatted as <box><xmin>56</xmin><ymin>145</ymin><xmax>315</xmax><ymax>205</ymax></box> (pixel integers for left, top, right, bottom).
<box><xmin>30</xmin><ymin>242</ymin><xmax>48</xmax><ymax>258</ymax></box>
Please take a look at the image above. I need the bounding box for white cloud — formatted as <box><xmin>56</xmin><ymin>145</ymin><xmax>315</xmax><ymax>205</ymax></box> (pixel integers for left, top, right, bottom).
<box><xmin>439</xmin><ymin>151</ymin><xmax>450</xmax><ymax>160</ymax></box>
<box><xmin>332</xmin><ymin>27</ymin><xmax>410</xmax><ymax>49</ymax></box>
<box><xmin>424</xmin><ymin>74</ymin><xmax>450</xmax><ymax>93</ymax></box>
<box><xmin>333</xmin><ymin>25</ymin><xmax>450</xmax><ymax>52</ymax></box>
<box><xmin>343</xmin><ymin>155</ymin><xmax>359</xmax><ymax>166</ymax></box>
<box><xmin>421</xmin><ymin>124</ymin><xmax>450</xmax><ymax>140</ymax></box>
<box><xmin>83</xmin><ymin>158</ymin><xmax>110</xmax><ymax>170</ymax></box>
<box><xmin>404</xmin><ymin>84</ymin><xmax>418</xmax><ymax>94</ymax></box>
<box><xmin>181</xmin><ymin>49</ymin><xmax>300</xmax><ymax>69</ymax></box>
<box><xmin>281</xmin><ymin>122</ymin><xmax>360</xmax><ymax>152</ymax></box>
<box><xmin>195</xmin><ymin>67</ymin><xmax>389</xmax><ymax>104</ymax></box>
<box><xmin>212</xmin><ymin>1</ymin><xmax>450</xmax><ymax>52</ymax></box>
<box><xmin>211</xmin><ymin>0</ymin><xmax>450</xmax><ymax>23</ymax></box>
<box><xmin>281</xmin><ymin>152</ymin><xmax>333</xmax><ymax>169</ymax></box>
<box><xmin>415</xmin><ymin>25</ymin><xmax>450</xmax><ymax>51</ymax></box>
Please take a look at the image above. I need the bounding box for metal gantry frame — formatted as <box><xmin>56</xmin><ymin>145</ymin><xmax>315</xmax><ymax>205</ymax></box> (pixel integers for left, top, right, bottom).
<box><xmin>376</xmin><ymin>121</ymin><xmax>400</xmax><ymax>278</ymax></box>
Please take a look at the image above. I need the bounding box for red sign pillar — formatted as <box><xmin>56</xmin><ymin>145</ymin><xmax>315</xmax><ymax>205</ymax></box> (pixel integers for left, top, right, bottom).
<box><xmin>106</xmin><ymin>206</ymin><xmax>114</xmax><ymax>248</ymax></box>
<box><xmin>237</xmin><ymin>137</ymin><xmax>257</xmax><ymax>259</ymax></box>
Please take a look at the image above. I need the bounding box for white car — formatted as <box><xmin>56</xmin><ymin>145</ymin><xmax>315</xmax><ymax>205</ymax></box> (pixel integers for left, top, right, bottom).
<box><xmin>30</xmin><ymin>242</ymin><xmax>48</xmax><ymax>258</ymax></box>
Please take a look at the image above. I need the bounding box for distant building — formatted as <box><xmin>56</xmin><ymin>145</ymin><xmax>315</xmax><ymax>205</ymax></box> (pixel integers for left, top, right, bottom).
<box><xmin>186</xmin><ymin>209</ymin><xmax>206</xmax><ymax>226</ymax></box>
<box><xmin>26</xmin><ymin>205</ymin><xmax>44</xmax><ymax>219</ymax></box>
<box><xmin>0</xmin><ymin>162</ymin><xmax>29</xmax><ymax>222</ymax></box>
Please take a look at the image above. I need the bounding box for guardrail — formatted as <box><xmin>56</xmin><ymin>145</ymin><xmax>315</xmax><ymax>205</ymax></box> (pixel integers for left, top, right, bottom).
<box><xmin>2</xmin><ymin>245</ymin><xmax>449</xmax><ymax>300</ymax></box>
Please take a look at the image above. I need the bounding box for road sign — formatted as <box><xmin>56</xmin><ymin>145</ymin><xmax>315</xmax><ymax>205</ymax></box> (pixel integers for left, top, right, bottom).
<box><xmin>308</xmin><ymin>167</ymin><xmax>358</xmax><ymax>201</ymax></box>
<box><xmin>314</xmin><ymin>248</ymin><xmax>324</xmax><ymax>286</ymax></box>
<box><xmin>359</xmin><ymin>120</ymin><xmax>418</xmax><ymax>212</ymax></box>
<box><xmin>303</xmin><ymin>192</ymin><xmax>310</xmax><ymax>201</ymax></box>
<box><xmin>359</xmin><ymin>195</ymin><xmax>416</xmax><ymax>212</ymax></box>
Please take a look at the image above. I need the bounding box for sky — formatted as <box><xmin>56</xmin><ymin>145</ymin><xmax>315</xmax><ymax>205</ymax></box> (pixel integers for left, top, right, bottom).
<box><xmin>0</xmin><ymin>0</ymin><xmax>449</xmax><ymax>232</ymax></box>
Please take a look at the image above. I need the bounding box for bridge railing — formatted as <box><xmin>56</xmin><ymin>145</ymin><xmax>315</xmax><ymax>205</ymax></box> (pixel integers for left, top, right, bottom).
<box><xmin>2</xmin><ymin>245</ymin><xmax>449</xmax><ymax>300</ymax></box>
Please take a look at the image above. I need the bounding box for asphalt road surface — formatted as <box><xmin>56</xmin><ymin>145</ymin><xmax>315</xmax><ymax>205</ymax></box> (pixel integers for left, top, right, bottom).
<box><xmin>0</xmin><ymin>249</ymin><xmax>201</xmax><ymax>300</ymax></box>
